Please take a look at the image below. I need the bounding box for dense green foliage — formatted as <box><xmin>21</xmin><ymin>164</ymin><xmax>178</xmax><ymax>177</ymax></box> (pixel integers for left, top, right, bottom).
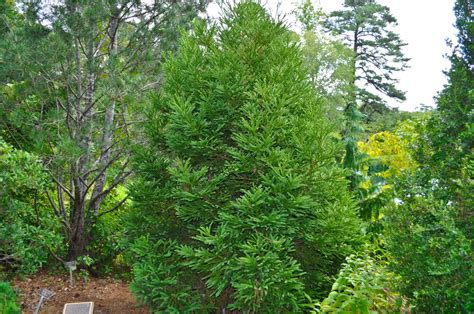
<box><xmin>425</xmin><ymin>0</ymin><xmax>473</xmax><ymax>211</ymax></box>
<box><xmin>385</xmin><ymin>175</ymin><xmax>473</xmax><ymax>312</ymax></box>
<box><xmin>0</xmin><ymin>138</ymin><xmax>62</xmax><ymax>276</ymax></box>
<box><xmin>382</xmin><ymin>0</ymin><xmax>473</xmax><ymax>311</ymax></box>
<box><xmin>126</xmin><ymin>2</ymin><xmax>363</xmax><ymax>311</ymax></box>
<box><xmin>0</xmin><ymin>282</ymin><xmax>20</xmax><ymax>314</ymax></box>
<box><xmin>315</xmin><ymin>252</ymin><xmax>399</xmax><ymax>313</ymax></box>
<box><xmin>0</xmin><ymin>0</ymin><xmax>471</xmax><ymax>313</ymax></box>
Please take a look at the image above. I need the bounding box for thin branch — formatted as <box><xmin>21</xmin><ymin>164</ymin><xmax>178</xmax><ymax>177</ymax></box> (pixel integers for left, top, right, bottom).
<box><xmin>0</xmin><ymin>254</ymin><xmax>19</xmax><ymax>262</ymax></box>
<box><xmin>46</xmin><ymin>190</ymin><xmax>61</xmax><ymax>218</ymax></box>
<box><xmin>97</xmin><ymin>196</ymin><xmax>129</xmax><ymax>218</ymax></box>
<box><xmin>46</xmin><ymin>190</ymin><xmax>72</xmax><ymax>233</ymax></box>
<box><xmin>85</xmin><ymin>151</ymin><xmax>123</xmax><ymax>192</ymax></box>
<box><xmin>88</xmin><ymin>169</ymin><xmax>132</xmax><ymax>208</ymax></box>
<box><xmin>46</xmin><ymin>169</ymin><xmax>75</xmax><ymax>201</ymax></box>
<box><xmin>80</xmin><ymin>94</ymin><xmax>105</xmax><ymax>120</ymax></box>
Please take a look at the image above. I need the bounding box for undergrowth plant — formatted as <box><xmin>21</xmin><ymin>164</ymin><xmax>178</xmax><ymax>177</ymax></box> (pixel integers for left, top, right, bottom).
<box><xmin>0</xmin><ymin>138</ymin><xmax>62</xmax><ymax>276</ymax></box>
<box><xmin>0</xmin><ymin>282</ymin><xmax>20</xmax><ymax>314</ymax></box>
<box><xmin>314</xmin><ymin>250</ymin><xmax>402</xmax><ymax>313</ymax></box>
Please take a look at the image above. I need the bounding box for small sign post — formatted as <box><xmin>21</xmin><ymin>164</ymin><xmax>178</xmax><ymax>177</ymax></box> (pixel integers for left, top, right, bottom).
<box><xmin>64</xmin><ymin>261</ymin><xmax>77</xmax><ymax>287</ymax></box>
<box><xmin>33</xmin><ymin>288</ymin><xmax>55</xmax><ymax>314</ymax></box>
<box><xmin>63</xmin><ymin>302</ymin><xmax>94</xmax><ymax>314</ymax></box>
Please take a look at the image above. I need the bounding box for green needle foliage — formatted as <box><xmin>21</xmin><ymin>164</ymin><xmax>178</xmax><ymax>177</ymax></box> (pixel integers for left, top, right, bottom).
<box><xmin>326</xmin><ymin>0</ymin><xmax>409</xmax><ymax>114</ymax></box>
<box><xmin>0</xmin><ymin>282</ymin><xmax>20</xmax><ymax>314</ymax></box>
<box><xmin>325</xmin><ymin>0</ymin><xmax>409</xmax><ymax>197</ymax></box>
<box><xmin>126</xmin><ymin>1</ymin><xmax>363</xmax><ymax>312</ymax></box>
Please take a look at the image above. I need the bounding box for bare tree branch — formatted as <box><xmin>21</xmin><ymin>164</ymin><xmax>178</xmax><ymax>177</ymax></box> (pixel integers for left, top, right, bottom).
<box><xmin>97</xmin><ymin>195</ymin><xmax>129</xmax><ymax>218</ymax></box>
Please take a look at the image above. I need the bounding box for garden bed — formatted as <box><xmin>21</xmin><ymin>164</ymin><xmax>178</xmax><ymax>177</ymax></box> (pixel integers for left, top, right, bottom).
<box><xmin>13</xmin><ymin>270</ymin><xmax>148</xmax><ymax>313</ymax></box>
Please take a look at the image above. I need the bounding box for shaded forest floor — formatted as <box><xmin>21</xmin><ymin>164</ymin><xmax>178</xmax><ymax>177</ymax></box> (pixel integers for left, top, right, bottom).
<box><xmin>13</xmin><ymin>270</ymin><xmax>149</xmax><ymax>313</ymax></box>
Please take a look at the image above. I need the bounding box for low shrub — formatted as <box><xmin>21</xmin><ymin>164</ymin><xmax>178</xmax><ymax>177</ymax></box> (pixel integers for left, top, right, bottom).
<box><xmin>0</xmin><ymin>138</ymin><xmax>63</xmax><ymax>276</ymax></box>
<box><xmin>0</xmin><ymin>282</ymin><xmax>20</xmax><ymax>314</ymax></box>
<box><xmin>314</xmin><ymin>252</ymin><xmax>401</xmax><ymax>313</ymax></box>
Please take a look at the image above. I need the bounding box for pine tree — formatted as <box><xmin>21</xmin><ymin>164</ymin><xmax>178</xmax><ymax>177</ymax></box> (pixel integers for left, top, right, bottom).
<box><xmin>0</xmin><ymin>0</ymin><xmax>208</xmax><ymax>261</ymax></box>
<box><xmin>326</xmin><ymin>0</ymin><xmax>408</xmax><ymax>191</ymax></box>
<box><xmin>327</xmin><ymin>0</ymin><xmax>408</xmax><ymax>115</ymax></box>
<box><xmin>127</xmin><ymin>2</ymin><xmax>362</xmax><ymax>312</ymax></box>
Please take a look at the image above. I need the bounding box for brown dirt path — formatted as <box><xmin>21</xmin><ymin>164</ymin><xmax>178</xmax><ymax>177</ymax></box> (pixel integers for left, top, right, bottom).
<box><xmin>13</xmin><ymin>271</ymin><xmax>149</xmax><ymax>314</ymax></box>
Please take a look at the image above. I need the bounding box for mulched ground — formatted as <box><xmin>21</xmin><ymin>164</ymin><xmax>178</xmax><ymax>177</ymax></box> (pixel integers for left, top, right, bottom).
<box><xmin>13</xmin><ymin>270</ymin><xmax>149</xmax><ymax>314</ymax></box>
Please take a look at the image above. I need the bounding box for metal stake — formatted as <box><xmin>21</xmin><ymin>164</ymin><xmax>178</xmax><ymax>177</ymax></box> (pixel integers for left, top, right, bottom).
<box><xmin>64</xmin><ymin>261</ymin><xmax>77</xmax><ymax>287</ymax></box>
<box><xmin>33</xmin><ymin>295</ymin><xmax>44</xmax><ymax>314</ymax></box>
<box><xmin>33</xmin><ymin>288</ymin><xmax>55</xmax><ymax>314</ymax></box>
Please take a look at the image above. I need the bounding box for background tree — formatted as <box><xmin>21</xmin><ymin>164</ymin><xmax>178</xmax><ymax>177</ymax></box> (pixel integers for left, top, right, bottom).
<box><xmin>325</xmin><ymin>0</ymin><xmax>409</xmax><ymax>189</ymax></box>
<box><xmin>326</xmin><ymin>0</ymin><xmax>408</xmax><ymax>115</ymax></box>
<box><xmin>425</xmin><ymin>0</ymin><xmax>473</xmax><ymax>224</ymax></box>
<box><xmin>126</xmin><ymin>2</ymin><xmax>363</xmax><ymax>311</ymax></box>
<box><xmin>295</xmin><ymin>0</ymin><xmax>354</xmax><ymax>130</ymax></box>
<box><xmin>0</xmin><ymin>0</ymin><xmax>209</xmax><ymax>261</ymax></box>
<box><xmin>384</xmin><ymin>0</ymin><xmax>473</xmax><ymax>311</ymax></box>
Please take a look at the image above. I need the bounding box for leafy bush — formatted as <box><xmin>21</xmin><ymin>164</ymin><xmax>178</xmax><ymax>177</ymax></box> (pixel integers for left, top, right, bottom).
<box><xmin>126</xmin><ymin>1</ymin><xmax>363</xmax><ymax>312</ymax></box>
<box><xmin>356</xmin><ymin>127</ymin><xmax>419</xmax><ymax>227</ymax></box>
<box><xmin>384</xmin><ymin>174</ymin><xmax>473</xmax><ymax>312</ymax></box>
<box><xmin>0</xmin><ymin>138</ymin><xmax>62</xmax><ymax>276</ymax></box>
<box><xmin>86</xmin><ymin>186</ymin><xmax>131</xmax><ymax>276</ymax></box>
<box><xmin>0</xmin><ymin>282</ymin><xmax>20</xmax><ymax>314</ymax></box>
<box><xmin>314</xmin><ymin>251</ymin><xmax>401</xmax><ymax>313</ymax></box>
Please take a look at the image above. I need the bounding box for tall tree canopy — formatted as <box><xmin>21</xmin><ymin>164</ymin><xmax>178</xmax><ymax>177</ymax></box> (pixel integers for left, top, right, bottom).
<box><xmin>384</xmin><ymin>0</ymin><xmax>473</xmax><ymax>311</ymax></box>
<box><xmin>0</xmin><ymin>0</ymin><xmax>209</xmax><ymax>261</ymax></box>
<box><xmin>126</xmin><ymin>2</ymin><xmax>363</xmax><ymax>312</ymax></box>
<box><xmin>427</xmin><ymin>0</ymin><xmax>473</xmax><ymax>201</ymax></box>
<box><xmin>327</xmin><ymin>0</ymin><xmax>409</xmax><ymax>114</ymax></box>
<box><xmin>325</xmin><ymin>0</ymin><xmax>408</xmax><ymax>195</ymax></box>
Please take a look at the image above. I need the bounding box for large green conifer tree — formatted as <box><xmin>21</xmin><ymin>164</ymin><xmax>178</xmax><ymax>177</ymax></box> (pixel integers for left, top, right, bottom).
<box><xmin>127</xmin><ymin>2</ymin><xmax>362</xmax><ymax>312</ymax></box>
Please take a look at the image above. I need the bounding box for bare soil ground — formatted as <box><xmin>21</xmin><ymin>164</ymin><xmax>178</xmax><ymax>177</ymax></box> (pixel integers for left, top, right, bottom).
<box><xmin>13</xmin><ymin>270</ymin><xmax>149</xmax><ymax>314</ymax></box>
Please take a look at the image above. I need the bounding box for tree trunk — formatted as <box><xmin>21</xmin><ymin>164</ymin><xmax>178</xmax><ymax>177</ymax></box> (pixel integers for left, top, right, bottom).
<box><xmin>67</xmin><ymin>222</ymin><xmax>87</xmax><ymax>261</ymax></box>
<box><xmin>67</xmin><ymin>184</ymin><xmax>87</xmax><ymax>260</ymax></box>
